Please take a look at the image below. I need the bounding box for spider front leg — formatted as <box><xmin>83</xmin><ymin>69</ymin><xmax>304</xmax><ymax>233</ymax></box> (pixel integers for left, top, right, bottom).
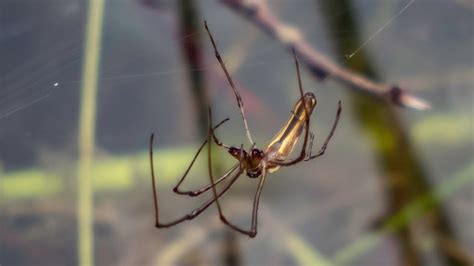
<box><xmin>204</xmin><ymin>21</ymin><xmax>255</xmax><ymax>146</ymax></box>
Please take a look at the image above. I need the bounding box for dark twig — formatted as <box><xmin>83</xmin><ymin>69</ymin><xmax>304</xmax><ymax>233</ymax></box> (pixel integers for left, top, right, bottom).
<box><xmin>220</xmin><ymin>0</ymin><xmax>430</xmax><ymax>110</ymax></box>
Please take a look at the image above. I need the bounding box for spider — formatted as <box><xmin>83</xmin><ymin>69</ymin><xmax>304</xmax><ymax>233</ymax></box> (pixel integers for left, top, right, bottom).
<box><xmin>149</xmin><ymin>21</ymin><xmax>342</xmax><ymax>238</ymax></box>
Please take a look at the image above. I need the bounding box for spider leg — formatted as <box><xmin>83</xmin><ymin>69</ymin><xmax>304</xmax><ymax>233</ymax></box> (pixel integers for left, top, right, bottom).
<box><xmin>172</xmin><ymin>116</ymin><xmax>241</xmax><ymax>197</ymax></box>
<box><xmin>176</xmin><ymin>163</ymin><xmax>239</xmax><ymax>197</ymax></box>
<box><xmin>172</xmin><ymin>118</ymin><xmax>232</xmax><ymax>196</ymax></box>
<box><xmin>216</xmin><ymin>167</ymin><xmax>268</xmax><ymax>238</ymax></box>
<box><xmin>295</xmin><ymin>112</ymin><xmax>316</xmax><ymax>159</ymax></box>
<box><xmin>212</xmin><ymin>127</ymin><xmax>232</xmax><ymax>149</ymax></box>
<box><xmin>305</xmin><ymin>101</ymin><xmax>342</xmax><ymax>161</ymax></box>
<box><xmin>248</xmin><ymin>166</ymin><xmax>268</xmax><ymax>237</ymax></box>
<box><xmin>204</xmin><ymin>21</ymin><xmax>255</xmax><ymax>146</ymax></box>
<box><xmin>150</xmin><ymin>133</ymin><xmax>243</xmax><ymax>228</ymax></box>
<box><xmin>307</xmin><ymin>131</ymin><xmax>315</xmax><ymax>159</ymax></box>
<box><xmin>207</xmin><ymin>107</ymin><xmax>266</xmax><ymax>237</ymax></box>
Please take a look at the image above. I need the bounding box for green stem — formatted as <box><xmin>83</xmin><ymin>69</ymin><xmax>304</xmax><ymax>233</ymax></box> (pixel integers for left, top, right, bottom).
<box><xmin>77</xmin><ymin>0</ymin><xmax>105</xmax><ymax>265</ymax></box>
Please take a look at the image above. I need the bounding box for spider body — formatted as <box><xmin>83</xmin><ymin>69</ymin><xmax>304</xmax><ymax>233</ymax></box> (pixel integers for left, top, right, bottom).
<box><xmin>265</xmin><ymin>92</ymin><xmax>316</xmax><ymax>173</ymax></box>
<box><xmin>149</xmin><ymin>21</ymin><xmax>342</xmax><ymax>238</ymax></box>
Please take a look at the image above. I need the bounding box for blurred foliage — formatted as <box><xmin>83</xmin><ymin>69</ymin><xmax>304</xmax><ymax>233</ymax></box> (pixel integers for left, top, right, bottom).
<box><xmin>0</xmin><ymin>145</ymin><xmax>230</xmax><ymax>201</ymax></box>
<box><xmin>285</xmin><ymin>234</ymin><xmax>333</xmax><ymax>266</ymax></box>
<box><xmin>413</xmin><ymin>114</ymin><xmax>473</xmax><ymax>146</ymax></box>
<box><xmin>0</xmin><ymin>170</ymin><xmax>61</xmax><ymax>199</ymax></box>
<box><xmin>332</xmin><ymin>160</ymin><xmax>474</xmax><ymax>265</ymax></box>
<box><xmin>91</xmin><ymin>157</ymin><xmax>133</xmax><ymax>191</ymax></box>
<box><xmin>2</xmin><ymin>154</ymin><xmax>472</xmax><ymax>264</ymax></box>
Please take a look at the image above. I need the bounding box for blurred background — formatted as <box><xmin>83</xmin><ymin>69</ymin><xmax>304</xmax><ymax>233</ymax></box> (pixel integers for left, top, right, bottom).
<box><xmin>1</xmin><ymin>0</ymin><xmax>473</xmax><ymax>265</ymax></box>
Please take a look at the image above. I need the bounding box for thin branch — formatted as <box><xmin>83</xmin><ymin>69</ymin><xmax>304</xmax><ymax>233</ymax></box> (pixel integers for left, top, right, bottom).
<box><xmin>220</xmin><ymin>0</ymin><xmax>430</xmax><ymax>110</ymax></box>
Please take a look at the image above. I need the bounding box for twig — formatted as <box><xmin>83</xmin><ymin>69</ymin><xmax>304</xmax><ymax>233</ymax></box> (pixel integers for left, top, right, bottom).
<box><xmin>220</xmin><ymin>0</ymin><xmax>430</xmax><ymax>110</ymax></box>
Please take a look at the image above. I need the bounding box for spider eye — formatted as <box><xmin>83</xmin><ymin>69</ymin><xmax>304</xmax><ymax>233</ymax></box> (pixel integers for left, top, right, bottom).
<box><xmin>251</xmin><ymin>149</ymin><xmax>263</xmax><ymax>158</ymax></box>
<box><xmin>228</xmin><ymin>147</ymin><xmax>242</xmax><ymax>157</ymax></box>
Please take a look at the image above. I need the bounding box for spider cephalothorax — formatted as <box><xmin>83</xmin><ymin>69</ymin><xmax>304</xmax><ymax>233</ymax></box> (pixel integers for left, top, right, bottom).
<box><xmin>228</xmin><ymin>147</ymin><xmax>264</xmax><ymax>178</ymax></box>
